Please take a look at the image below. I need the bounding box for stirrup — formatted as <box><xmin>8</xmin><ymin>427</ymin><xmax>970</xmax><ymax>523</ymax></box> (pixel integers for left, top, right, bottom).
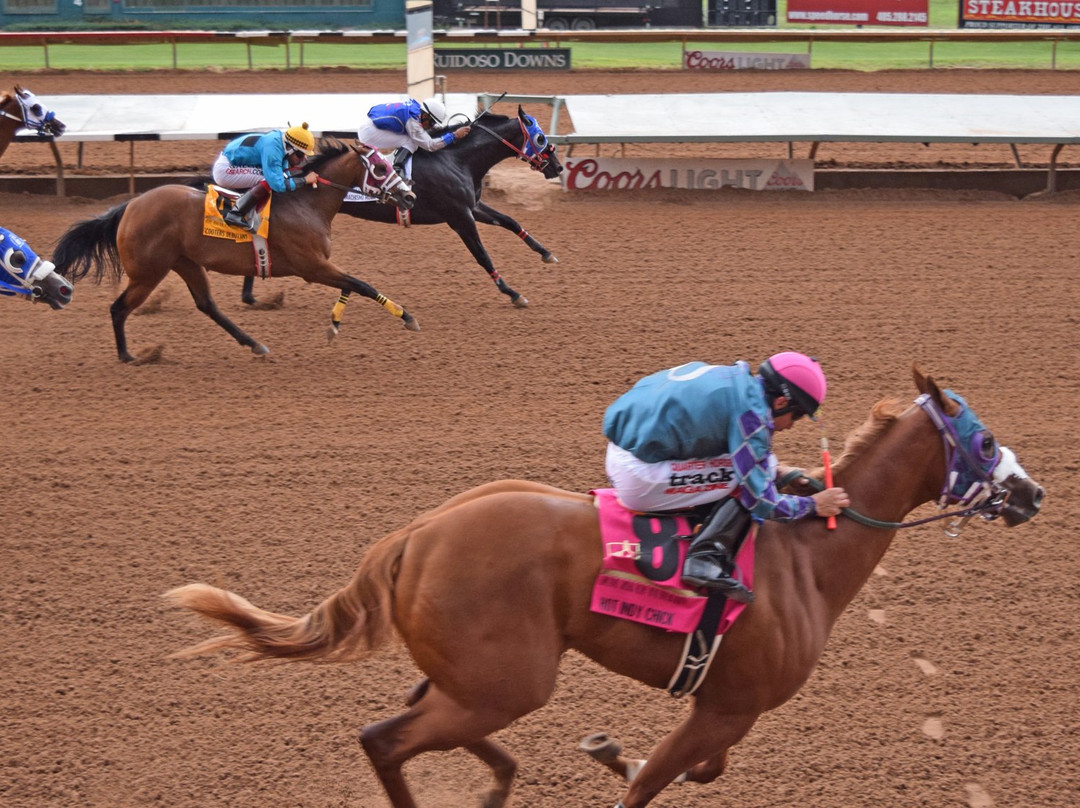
<box><xmin>682</xmin><ymin>556</ymin><xmax>754</xmax><ymax>603</ymax></box>
<box><xmin>223</xmin><ymin>210</ymin><xmax>253</xmax><ymax>232</ymax></box>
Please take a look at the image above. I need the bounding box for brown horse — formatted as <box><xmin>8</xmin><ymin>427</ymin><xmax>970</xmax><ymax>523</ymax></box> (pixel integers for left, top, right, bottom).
<box><xmin>52</xmin><ymin>141</ymin><xmax>417</xmax><ymax>362</ymax></box>
<box><xmin>0</xmin><ymin>85</ymin><xmax>66</xmax><ymax>159</ymax></box>
<box><xmin>166</xmin><ymin>367</ymin><xmax>1043</xmax><ymax>808</ymax></box>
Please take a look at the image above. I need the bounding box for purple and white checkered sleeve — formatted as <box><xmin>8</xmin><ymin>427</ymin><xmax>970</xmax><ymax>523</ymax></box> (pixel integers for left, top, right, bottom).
<box><xmin>731</xmin><ymin>410</ymin><xmax>816</xmax><ymax>521</ymax></box>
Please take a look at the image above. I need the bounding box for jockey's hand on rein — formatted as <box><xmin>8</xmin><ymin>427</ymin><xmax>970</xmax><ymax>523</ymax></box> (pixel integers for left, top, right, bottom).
<box><xmin>304</xmin><ymin>171</ymin><xmax>319</xmax><ymax>188</ymax></box>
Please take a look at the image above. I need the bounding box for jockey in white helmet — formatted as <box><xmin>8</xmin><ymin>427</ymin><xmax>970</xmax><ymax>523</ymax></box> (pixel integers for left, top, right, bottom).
<box><xmin>357</xmin><ymin>97</ymin><xmax>471</xmax><ymax>181</ymax></box>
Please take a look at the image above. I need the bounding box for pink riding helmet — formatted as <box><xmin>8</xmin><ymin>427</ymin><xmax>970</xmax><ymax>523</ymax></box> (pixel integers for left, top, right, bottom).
<box><xmin>758</xmin><ymin>351</ymin><xmax>827</xmax><ymax>419</ymax></box>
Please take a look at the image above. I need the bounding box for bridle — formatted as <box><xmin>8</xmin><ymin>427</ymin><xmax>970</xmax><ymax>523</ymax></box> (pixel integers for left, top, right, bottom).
<box><xmin>310</xmin><ymin>143</ymin><xmax>414</xmax><ymax>205</ymax></box>
<box><xmin>780</xmin><ymin>393</ymin><xmax>1011</xmax><ymax>534</ymax></box>
<box><xmin>1</xmin><ymin>89</ymin><xmax>60</xmax><ymax>136</ymax></box>
<box><xmin>471</xmin><ymin>113</ymin><xmax>555</xmax><ymax>172</ymax></box>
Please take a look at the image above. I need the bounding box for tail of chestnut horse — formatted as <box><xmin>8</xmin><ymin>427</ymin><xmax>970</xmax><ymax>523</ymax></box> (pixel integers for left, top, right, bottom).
<box><xmin>165</xmin><ymin>529</ymin><xmax>407</xmax><ymax>662</ymax></box>
<box><xmin>52</xmin><ymin>201</ymin><xmax>128</xmax><ymax>284</ymax></box>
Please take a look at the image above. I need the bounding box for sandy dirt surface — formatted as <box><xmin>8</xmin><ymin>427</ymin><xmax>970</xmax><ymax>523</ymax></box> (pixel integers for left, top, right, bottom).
<box><xmin>1</xmin><ymin>68</ymin><xmax>1077</xmax><ymax>808</ymax></box>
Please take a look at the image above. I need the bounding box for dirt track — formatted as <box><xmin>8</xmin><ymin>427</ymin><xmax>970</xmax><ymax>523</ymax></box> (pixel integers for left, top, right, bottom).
<box><xmin>1</xmin><ymin>68</ymin><xmax>1077</xmax><ymax>808</ymax></box>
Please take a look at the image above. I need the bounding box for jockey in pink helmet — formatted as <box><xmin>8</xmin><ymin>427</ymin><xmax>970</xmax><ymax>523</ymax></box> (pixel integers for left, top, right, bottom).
<box><xmin>757</xmin><ymin>350</ymin><xmax>828</xmax><ymax>421</ymax></box>
<box><xmin>603</xmin><ymin>351</ymin><xmax>849</xmax><ymax>602</ymax></box>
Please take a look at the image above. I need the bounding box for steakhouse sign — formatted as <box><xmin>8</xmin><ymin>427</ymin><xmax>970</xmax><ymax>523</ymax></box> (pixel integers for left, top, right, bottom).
<box><xmin>561</xmin><ymin>157</ymin><xmax>814</xmax><ymax>192</ymax></box>
<box><xmin>961</xmin><ymin>0</ymin><xmax>1080</xmax><ymax>26</ymax></box>
<box><xmin>787</xmin><ymin>0</ymin><xmax>927</xmax><ymax>24</ymax></box>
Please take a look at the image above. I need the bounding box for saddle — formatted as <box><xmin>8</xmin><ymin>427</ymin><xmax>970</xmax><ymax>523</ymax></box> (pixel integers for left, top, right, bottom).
<box><xmin>202</xmin><ymin>186</ymin><xmax>270</xmax><ymax>242</ymax></box>
<box><xmin>589</xmin><ymin>489</ymin><xmax>757</xmax><ymax>697</ymax></box>
<box><xmin>202</xmin><ymin>186</ymin><xmax>272</xmax><ymax>279</ymax></box>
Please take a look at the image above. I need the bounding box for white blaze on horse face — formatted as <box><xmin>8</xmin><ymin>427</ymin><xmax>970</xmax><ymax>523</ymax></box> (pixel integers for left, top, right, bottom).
<box><xmin>992</xmin><ymin>446</ymin><xmax>1028</xmax><ymax>483</ymax></box>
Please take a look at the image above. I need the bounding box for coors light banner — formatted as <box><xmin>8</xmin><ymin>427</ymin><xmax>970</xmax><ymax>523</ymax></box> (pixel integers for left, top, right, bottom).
<box><xmin>561</xmin><ymin>158</ymin><xmax>814</xmax><ymax>193</ymax></box>
<box><xmin>787</xmin><ymin>0</ymin><xmax>928</xmax><ymax>25</ymax></box>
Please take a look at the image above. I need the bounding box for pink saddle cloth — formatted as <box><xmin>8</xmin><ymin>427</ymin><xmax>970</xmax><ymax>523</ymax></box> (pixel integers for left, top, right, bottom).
<box><xmin>589</xmin><ymin>488</ymin><xmax>755</xmax><ymax>634</ymax></box>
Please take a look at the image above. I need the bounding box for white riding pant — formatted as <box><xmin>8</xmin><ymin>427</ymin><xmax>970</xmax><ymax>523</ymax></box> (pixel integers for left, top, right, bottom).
<box><xmin>212</xmin><ymin>154</ymin><xmax>266</xmax><ymax>190</ymax></box>
<box><xmin>605</xmin><ymin>442</ymin><xmax>741</xmax><ymax>512</ymax></box>
<box><xmin>356</xmin><ymin>120</ymin><xmax>417</xmax><ymax>153</ymax></box>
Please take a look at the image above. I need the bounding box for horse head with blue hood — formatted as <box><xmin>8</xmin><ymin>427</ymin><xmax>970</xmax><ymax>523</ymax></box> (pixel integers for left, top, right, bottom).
<box><xmin>0</xmin><ymin>227</ymin><xmax>72</xmax><ymax>309</ymax></box>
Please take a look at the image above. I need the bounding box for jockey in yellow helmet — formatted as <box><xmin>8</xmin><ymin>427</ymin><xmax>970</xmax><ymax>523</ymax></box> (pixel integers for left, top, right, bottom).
<box><xmin>212</xmin><ymin>122</ymin><xmax>320</xmax><ymax>232</ymax></box>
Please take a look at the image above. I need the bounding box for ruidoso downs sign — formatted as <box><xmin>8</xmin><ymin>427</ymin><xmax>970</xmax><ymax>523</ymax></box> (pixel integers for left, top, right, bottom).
<box><xmin>434</xmin><ymin>49</ymin><xmax>571</xmax><ymax>69</ymax></box>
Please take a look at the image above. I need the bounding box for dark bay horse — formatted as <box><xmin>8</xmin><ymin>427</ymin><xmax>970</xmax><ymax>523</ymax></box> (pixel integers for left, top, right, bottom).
<box><xmin>166</xmin><ymin>367</ymin><xmax>1043</xmax><ymax>808</ymax></box>
<box><xmin>241</xmin><ymin>106</ymin><xmax>564</xmax><ymax>335</ymax></box>
<box><xmin>0</xmin><ymin>85</ymin><xmax>66</xmax><ymax>159</ymax></box>
<box><xmin>52</xmin><ymin>141</ymin><xmax>417</xmax><ymax>362</ymax></box>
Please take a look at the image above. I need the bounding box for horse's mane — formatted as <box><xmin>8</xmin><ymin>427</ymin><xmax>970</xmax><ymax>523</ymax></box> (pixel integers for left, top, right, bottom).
<box><xmin>306</xmin><ymin>139</ymin><xmax>352</xmax><ymax>174</ymax></box>
<box><xmin>826</xmin><ymin>397</ymin><xmax>907</xmax><ymax>478</ymax></box>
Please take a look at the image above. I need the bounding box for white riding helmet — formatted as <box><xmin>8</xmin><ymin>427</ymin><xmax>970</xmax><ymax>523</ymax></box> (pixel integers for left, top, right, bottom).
<box><xmin>420</xmin><ymin>97</ymin><xmax>447</xmax><ymax>126</ymax></box>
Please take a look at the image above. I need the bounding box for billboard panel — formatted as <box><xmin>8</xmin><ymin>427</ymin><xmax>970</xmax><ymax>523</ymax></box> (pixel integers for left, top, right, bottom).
<box><xmin>787</xmin><ymin>0</ymin><xmax>927</xmax><ymax>25</ymax></box>
<box><xmin>960</xmin><ymin>0</ymin><xmax>1080</xmax><ymax>28</ymax></box>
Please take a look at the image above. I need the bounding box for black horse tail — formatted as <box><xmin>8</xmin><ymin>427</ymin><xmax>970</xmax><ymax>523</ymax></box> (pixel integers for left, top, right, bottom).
<box><xmin>52</xmin><ymin>201</ymin><xmax>128</xmax><ymax>284</ymax></box>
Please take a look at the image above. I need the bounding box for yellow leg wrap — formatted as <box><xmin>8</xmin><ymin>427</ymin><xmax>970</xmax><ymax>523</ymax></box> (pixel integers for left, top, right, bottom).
<box><xmin>377</xmin><ymin>294</ymin><xmax>404</xmax><ymax>318</ymax></box>
<box><xmin>331</xmin><ymin>293</ymin><xmax>349</xmax><ymax>325</ymax></box>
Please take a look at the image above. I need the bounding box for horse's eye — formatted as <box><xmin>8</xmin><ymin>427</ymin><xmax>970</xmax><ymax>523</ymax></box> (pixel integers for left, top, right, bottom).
<box><xmin>978</xmin><ymin>433</ymin><xmax>996</xmax><ymax>459</ymax></box>
<box><xmin>534</xmin><ymin>132</ymin><xmax>547</xmax><ymax>148</ymax></box>
<box><xmin>30</xmin><ymin>105</ymin><xmax>42</xmax><ymax>115</ymax></box>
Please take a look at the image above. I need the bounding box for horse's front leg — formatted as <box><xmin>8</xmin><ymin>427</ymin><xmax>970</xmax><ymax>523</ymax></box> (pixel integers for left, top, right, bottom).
<box><xmin>445</xmin><ymin>211</ymin><xmax>527</xmax><ymax>308</ymax></box>
<box><xmin>474</xmin><ymin>200</ymin><xmax>558</xmax><ymax>265</ymax></box>
<box><xmin>328</xmin><ymin>289</ymin><xmax>352</xmax><ymax>342</ymax></box>
<box><xmin>616</xmin><ymin>708</ymin><xmax>758</xmax><ymax>808</ymax></box>
<box><xmin>305</xmin><ymin>261</ymin><xmax>420</xmax><ymax>333</ymax></box>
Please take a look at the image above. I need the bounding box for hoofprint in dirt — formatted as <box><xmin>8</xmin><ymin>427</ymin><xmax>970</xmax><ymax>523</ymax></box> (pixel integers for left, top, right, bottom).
<box><xmin>0</xmin><ymin>68</ymin><xmax>1077</xmax><ymax>808</ymax></box>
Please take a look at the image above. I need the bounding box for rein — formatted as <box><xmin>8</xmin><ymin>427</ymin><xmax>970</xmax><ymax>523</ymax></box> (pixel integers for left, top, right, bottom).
<box><xmin>776</xmin><ymin>395</ymin><xmax>1008</xmax><ymax>532</ymax></box>
<box><xmin>779</xmin><ymin>469</ymin><xmax>1003</xmax><ymax>531</ymax></box>
<box><xmin>316</xmin><ymin>177</ymin><xmax>355</xmax><ymax>192</ymax></box>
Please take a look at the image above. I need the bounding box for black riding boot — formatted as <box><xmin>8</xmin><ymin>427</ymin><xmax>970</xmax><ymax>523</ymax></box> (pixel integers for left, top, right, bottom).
<box><xmin>391</xmin><ymin>147</ymin><xmax>410</xmax><ymax>182</ymax></box>
<box><xmin>223</xmin><ymin>182</ymin><xmax>269</xmax><ymax>233</ymax></box>
<box><xmin>682</xmin><ymin>499</ymin><xmax>755</xmax><ymax>603</ymax></box>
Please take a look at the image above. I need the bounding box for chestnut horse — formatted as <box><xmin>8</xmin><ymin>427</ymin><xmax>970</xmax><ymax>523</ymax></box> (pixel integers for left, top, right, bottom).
<box><xmin>166</xmin><ymin>368</ymin><xmax>1043</xmax><ymax>808</ymax></box>
<box><xmin>52</xmin><ymin>141</ymin><xmax>416</xmax><ymax>362</ymax></box>
<box><xmin>0</xmin><ymin>85</ymin><xmax>66</xmax><ymax>159</ymax></box>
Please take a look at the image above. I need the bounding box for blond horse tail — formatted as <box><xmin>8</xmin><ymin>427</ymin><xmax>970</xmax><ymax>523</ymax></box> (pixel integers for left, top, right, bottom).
<box><xmin>165</xmin><ymin>529</ymin><xmax>408</xmax><ymax>662</ymax></box>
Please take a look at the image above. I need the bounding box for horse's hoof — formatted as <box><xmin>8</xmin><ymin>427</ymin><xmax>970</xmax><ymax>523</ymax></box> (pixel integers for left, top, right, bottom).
<box><xmin>578</xmin><ymin>733</ymin><xmax>622</xmax><ymax>763</ymax></box>
<box><xmin>542</xmin><ymin>253</ymin><xmax>559</xmax><ymax>264</ymax></box>
<box><xmin>512</xmin><ymin>295</ymin><xmax>529</xmax><ymax>309</ymax></box>
<box><xmin>403</xmin><ymin>315</ymin><xmax>421</xmax><ymax>333</ymax></box>
<box><xmin>327</xmin><ymin>325</ymin><xmax>339</xmax><ymax>344</ymax></box>
<box><xmin>251</xmin><ymin>343</ymin><xmax>270</xmax><ymax>356</ymax></box>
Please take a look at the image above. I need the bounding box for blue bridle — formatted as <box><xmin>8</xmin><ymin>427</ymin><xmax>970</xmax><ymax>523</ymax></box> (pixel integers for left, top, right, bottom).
<box><xmin>4</xmin><ymin>88</ymin><xmax>61</xmax><ymax>137</ymax></box>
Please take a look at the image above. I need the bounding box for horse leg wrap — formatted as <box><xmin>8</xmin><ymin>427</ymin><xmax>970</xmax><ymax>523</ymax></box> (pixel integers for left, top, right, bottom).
<box><xmin>376</xmin><ymin>293</ymin><xmax>403</xmax><ymax>318</ymax></box>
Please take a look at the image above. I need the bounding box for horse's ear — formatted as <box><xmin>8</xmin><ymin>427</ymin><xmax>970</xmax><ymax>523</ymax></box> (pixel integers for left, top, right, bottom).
<box><xmin>517</xmin><ymin>105</ymin><xmax>526</xmax><ymax>120</ymax></box>
<box><xmin>912</xmin><ymin>363</ymin><xmax>928</xmax><ymax>394</ymax></box>
<box><xmin>914</xmin><ymin>364</ymin><xmax>959</xmax><ymax>416</ymax></box>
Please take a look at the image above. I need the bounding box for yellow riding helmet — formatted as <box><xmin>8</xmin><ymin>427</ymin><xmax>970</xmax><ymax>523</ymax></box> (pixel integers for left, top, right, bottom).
<box><xmin>284</xmin><ymin>122</ymin><xmax>316</xmax><ymax>156</ymax></box>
